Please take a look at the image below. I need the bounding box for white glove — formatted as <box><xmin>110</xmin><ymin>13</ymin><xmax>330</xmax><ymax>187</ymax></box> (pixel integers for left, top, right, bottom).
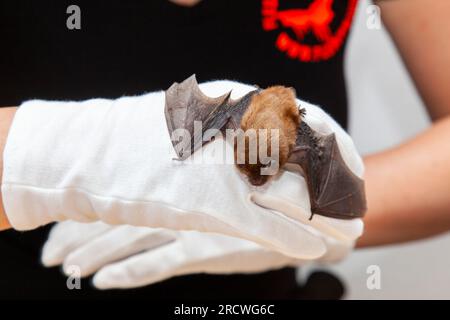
<box><xmin>42</xmin><ymin>220</ymin><xmax>352</xmax><ymax>289</ymax></box>
<box><xmin>1</xmin><ymin>80</ymin><xmax>364</xmax><ymax>258</ymax></box>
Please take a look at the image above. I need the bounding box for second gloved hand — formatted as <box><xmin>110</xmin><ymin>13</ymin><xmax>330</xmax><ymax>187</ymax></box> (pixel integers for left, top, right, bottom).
<box><xmin>42</xmin><ymin>220</ymin><xmax>352</xmax><ymax>289</ymax></box>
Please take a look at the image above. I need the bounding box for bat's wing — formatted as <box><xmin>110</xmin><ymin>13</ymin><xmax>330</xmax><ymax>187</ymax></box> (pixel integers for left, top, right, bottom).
<box><xmin>288</xmin><ymin>122</ymin><xmax>367</xmax><ymax>220</ymax></box>
<box><xmin>165</xmin><ymin>74</ymin><xmax>257</xmax><ymax>159</ymax></box>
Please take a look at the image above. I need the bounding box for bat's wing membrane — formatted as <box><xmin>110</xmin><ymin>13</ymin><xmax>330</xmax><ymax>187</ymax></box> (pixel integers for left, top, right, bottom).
<box><xmin>312</xmin><ymin>134</ymin><xmax>366</xmax><ymax>219</ymax></box>
<box><xmin>288</xmin><ymin>122</ymin><xmax>367</xmax><ymax>219</ymax></box>
<box><xmin>165</xmin><ymin>74</ymin><xmax>232</xmax><ymax>159</ymax></box>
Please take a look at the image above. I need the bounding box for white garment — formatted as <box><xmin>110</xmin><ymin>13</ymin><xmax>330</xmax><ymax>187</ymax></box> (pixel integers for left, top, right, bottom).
<box><xmin>1</xmin><ymin>80</ymin><xmax>364</xmax><ymax>259</ymax></box>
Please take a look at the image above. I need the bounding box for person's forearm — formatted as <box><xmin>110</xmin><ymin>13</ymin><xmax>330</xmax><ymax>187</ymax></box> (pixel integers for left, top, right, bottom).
<box><xmin>358</xmin><ymin>115</ymin><xmax>450</xmax><ymax>247</ymax></box>
<box><xmin>0</xmin><ymin>107</ymin><xmax>17</xmax><ymax>231</ymax></box>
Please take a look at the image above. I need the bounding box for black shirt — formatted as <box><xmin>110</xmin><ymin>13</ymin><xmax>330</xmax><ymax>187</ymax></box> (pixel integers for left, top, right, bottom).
<box><xmin>0</xmin><ymin>0</ymin><xmax>357</xmax><ymax>299</ymax></box>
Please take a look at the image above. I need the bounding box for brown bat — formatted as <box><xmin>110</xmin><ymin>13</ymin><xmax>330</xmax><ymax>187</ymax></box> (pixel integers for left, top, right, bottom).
<box><xmin>164</xmin><ymin>75</ymin><xmax>366</xmax><ymax>220</ymax></box>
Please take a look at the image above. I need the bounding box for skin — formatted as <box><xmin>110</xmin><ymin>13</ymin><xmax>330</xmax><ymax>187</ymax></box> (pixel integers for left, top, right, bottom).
<box><xmin>0</xmin><ymin>0</ymin><xmax>449</xmax><ymax>249</ymax></box>
<box><xmin>0</xmin><ymin>108</ymin><xmax>16</xmax><ymax>231</ymax></box>
<box><xmin>168</xmin><ymin>0</ymin><xmax>202</xmax><ymax>7</ymax></box>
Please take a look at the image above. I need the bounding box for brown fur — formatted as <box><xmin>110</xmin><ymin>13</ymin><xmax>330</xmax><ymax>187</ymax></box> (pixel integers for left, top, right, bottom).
<box><xmin>235</xmin><ymin>86</ymin><xmax>300</xmax><ymax>185</ymax></box>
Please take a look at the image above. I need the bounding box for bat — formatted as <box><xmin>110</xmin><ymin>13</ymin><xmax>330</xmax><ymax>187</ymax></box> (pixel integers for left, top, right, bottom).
<box><xmin>164</xmin><ymin>74</ymin><xmax>366</xmax><ymax>220</ymax></box>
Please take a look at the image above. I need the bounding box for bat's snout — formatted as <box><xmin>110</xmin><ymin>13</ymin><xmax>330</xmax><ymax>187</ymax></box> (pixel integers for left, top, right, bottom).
<box><xmin>248</xmin><ymin>175</ymin><xmax>270</xmax><ymax>186</ymax></box>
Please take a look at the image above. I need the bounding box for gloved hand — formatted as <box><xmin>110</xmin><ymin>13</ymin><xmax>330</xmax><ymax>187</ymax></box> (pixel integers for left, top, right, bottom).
<box><xmin>1</xmin><ymin>79</ymin><xmax>364</xmax><ymax>258</ymax></box>
<box><xmin>42</xmin><ymin>220</ymin><xmax>352</xmax><ymax>289</ymax></box>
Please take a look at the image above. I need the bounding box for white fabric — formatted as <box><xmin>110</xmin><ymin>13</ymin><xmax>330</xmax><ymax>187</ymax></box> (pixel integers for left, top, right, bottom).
<box><xmin>1</xmin><ymin>80</ymin><xmax>364</xmax><ymax>259</ymax></box>
<box><xmin>42</xmin><ymin>221</ymin><xmax>352</xmax><ymax>289</ymax></box>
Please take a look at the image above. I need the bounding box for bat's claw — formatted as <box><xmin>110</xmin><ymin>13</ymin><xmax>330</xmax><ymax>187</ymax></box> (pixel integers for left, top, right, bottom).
<box><xmin>299</xmin><ymin>107</ymin><xmax>306</xmax><ymax>117</ymax></box>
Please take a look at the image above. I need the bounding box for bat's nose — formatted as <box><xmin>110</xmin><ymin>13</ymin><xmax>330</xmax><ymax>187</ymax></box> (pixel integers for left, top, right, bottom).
<box><xmin>249</xmin><ymin>175</ymin><xmax>269</xmax><ymax>186</ymax></box>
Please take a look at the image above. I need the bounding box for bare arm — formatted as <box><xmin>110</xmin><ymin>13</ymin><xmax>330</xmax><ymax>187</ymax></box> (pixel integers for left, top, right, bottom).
<box><xmin>360</xmin><ymin>117</ymin><xmax>450</xmax><ymax>246</ymax></box>
<box><xmin>0</xmin><ymin>107</ymin><xmax>17</xmax><ymax>231</ymax></box>
<box><xmin>358</xmin><ymin>0</ymin><xmax>450</xmax><ymax>246</ymax></box>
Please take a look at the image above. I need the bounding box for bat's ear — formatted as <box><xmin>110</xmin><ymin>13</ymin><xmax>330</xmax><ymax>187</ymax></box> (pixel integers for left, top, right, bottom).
<box><xmin>288</xmin><ymin>87</ymin><xmax>297</xmax><ymax>97</ymax></box>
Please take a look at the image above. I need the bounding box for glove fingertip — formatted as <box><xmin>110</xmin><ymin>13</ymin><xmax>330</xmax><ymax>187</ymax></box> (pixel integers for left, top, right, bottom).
<box><xmin>41</xmin><ymin>246</ymin><xmax>64</xmax><ymax>267</ymax></box>
<box><xmin>353</xmin><ymin>218</ymin><xmax>365</xmax><ymax>239</ymax></box>
<box><xmin>277</xmin><ymin>235</ymin><xmax>327</xmax><ymax>260</ymax></box>
<box><xmin>41</xmin><ymin>255</ymin><xmax>60</xmax><ymax>268</ymax></box>
<box><xmin>92</xmin><ymin>272</ymin><xmax>111</xmax><ymax>290</ymax></box>
<box><xmin>92</xmin><ymin>266</ymin><xmax>124</xmax><ymax>290</ymax></box>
